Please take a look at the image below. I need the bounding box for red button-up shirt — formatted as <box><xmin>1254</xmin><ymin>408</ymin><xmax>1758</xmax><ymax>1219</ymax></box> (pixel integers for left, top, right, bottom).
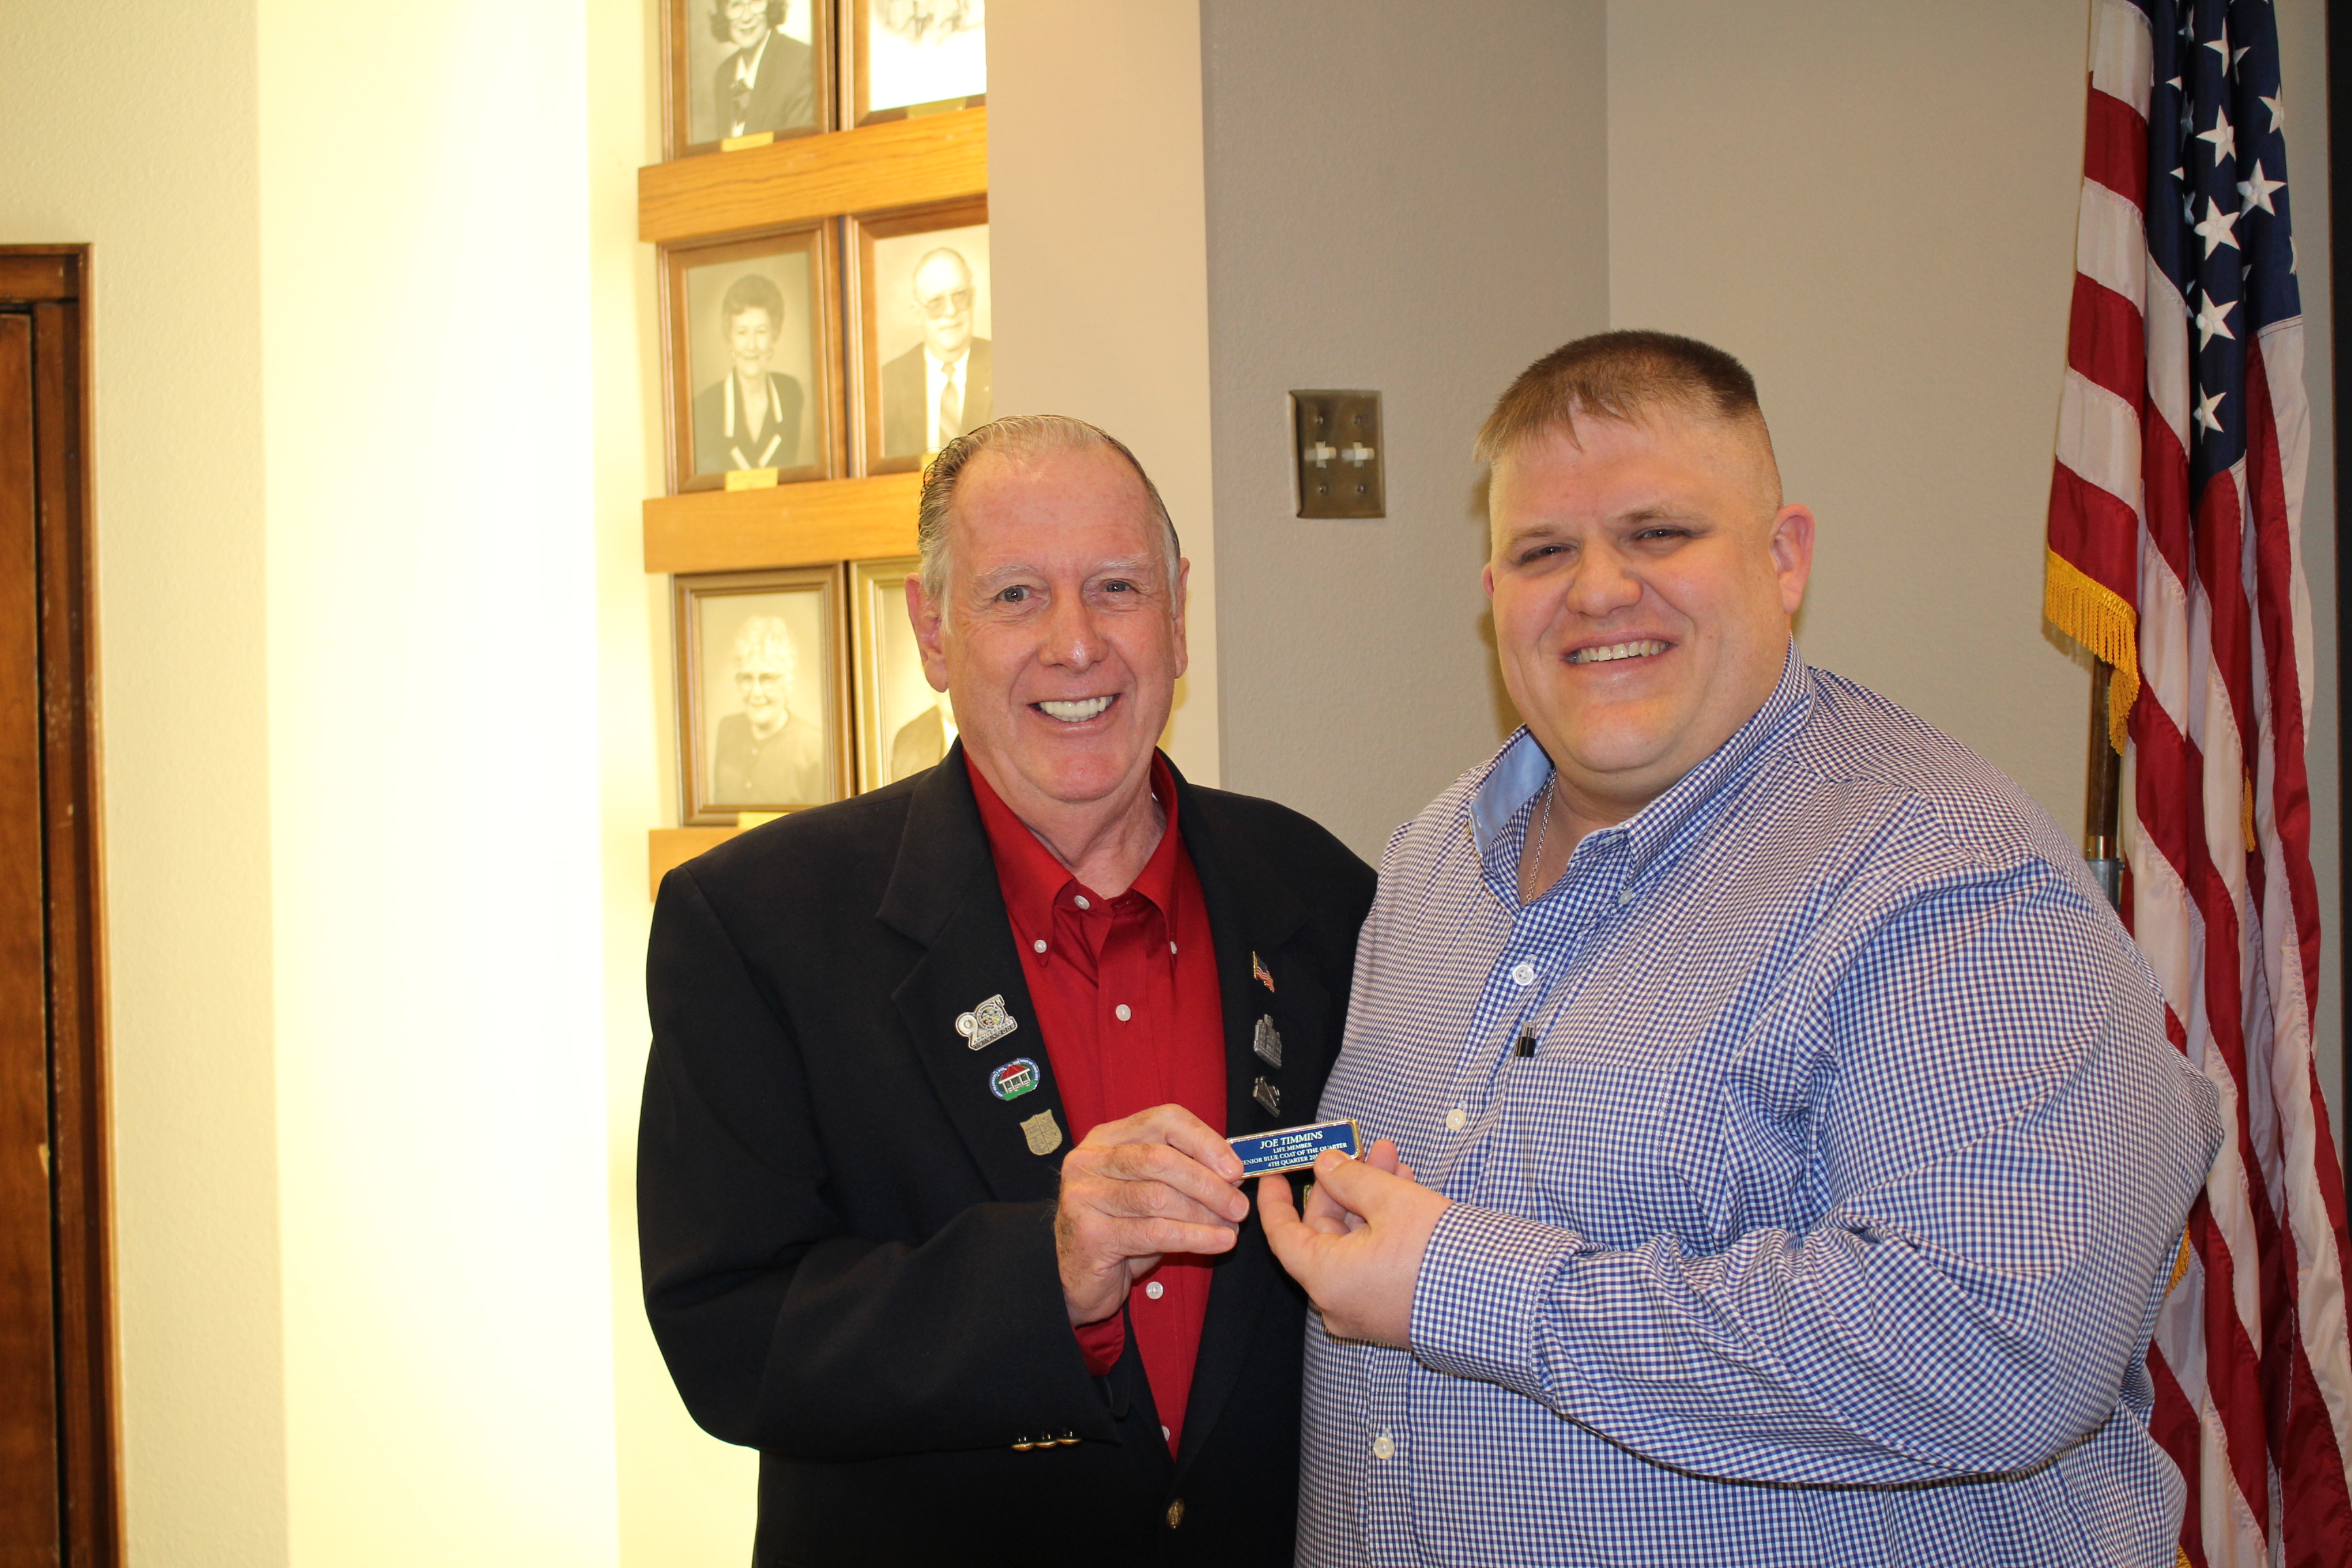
<box><xmin>966</xmin><ymin>753</ymin><xmax>1226</xmax><ymax>1454</ymax></box>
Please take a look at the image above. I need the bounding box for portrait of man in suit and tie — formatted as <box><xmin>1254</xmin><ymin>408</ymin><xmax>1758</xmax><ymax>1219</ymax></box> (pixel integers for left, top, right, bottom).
<box><xmin>868</xmin><ymin>222</ymin><xmax>991</xmax><ymax>464</ymax></box>
<box><xmin>683</xmin><ymin>0</ymin><xmax>819</xmax><ymax>148</ymax></box>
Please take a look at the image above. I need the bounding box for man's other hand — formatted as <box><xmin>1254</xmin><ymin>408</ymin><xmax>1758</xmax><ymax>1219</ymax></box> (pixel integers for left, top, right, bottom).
<box><xmin>1055</xmin><ymin>1104</ymin><xmax>1248</xmax><ymax>1327</ymax></box>
<box><xmin>1258</xmin><ymin>1141</ymin><xmax>1449</xmax><ymax>1348</ymax></box>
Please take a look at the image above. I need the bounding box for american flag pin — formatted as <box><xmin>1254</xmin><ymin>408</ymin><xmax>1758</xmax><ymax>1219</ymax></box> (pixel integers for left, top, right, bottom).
<box><xmin>1252</xmin><ymin>952</ymin><xmax>1275</xmax><ymax>993</ymax></box>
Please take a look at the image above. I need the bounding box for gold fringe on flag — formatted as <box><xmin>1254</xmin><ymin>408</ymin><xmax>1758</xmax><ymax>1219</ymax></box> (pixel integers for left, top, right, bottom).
<box><xmin>2044</xmin><ymin>548</ymin><xmax>2139</xmax><ymax>754</ymax></box>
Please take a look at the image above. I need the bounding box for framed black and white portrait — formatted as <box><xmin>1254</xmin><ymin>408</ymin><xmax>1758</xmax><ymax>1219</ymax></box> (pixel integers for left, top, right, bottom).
<box><xmin>843</xmin><ymin>0</ymin><xmax>985</xmax><ymax>127</ymax></box>
<box><xmin>674</xmin><ymin>566</ymin><xmax>849</xmax><ymax>825</ymax></box>
<box><xmin>662</xmin><ymin>225</ymin><xmax>838</xmax><ymax>491</ymax></box>
<box><xmin>849</xmin><ymin>199</ymin><xmax>990</xmax><ymax>474</ymax></box>
<box><xmin>665</xmin><ymin>0</ymin><xmax>832</xmax><ymax>157</ymax></box>
<box><xmin>849</xmin><ymin>555</ymin><xmax>956</xmax><ymax>791</ymax></box>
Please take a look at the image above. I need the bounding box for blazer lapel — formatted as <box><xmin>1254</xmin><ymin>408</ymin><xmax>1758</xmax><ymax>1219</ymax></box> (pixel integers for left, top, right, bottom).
<box><xmin>879</xmin><ymin>748</ymin><xmax>1077</xmax><ymax>1205</ymax></box>
<box><xmin>1167</xmin><ymin>765</ymin><xmax>1333</xmax><ymax>1473</ymax></box>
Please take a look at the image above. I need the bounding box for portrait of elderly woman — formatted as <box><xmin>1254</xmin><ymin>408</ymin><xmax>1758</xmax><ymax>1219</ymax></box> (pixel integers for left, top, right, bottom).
<box><xmin>689</xmin><ymin>0</ymin><xmax>818</xmax><ymax>147</ymax></box>
<box><xmin>710</xmin><ymin>615</ymin><xmax>823</xmax><ymax>806</ymax></box>
<box><xmin>678</xmin><ymin>567</ymin><xmax>843</xmax><ymax>822</ymax></box>
<box><xmin>690</xmin><ymin>269</ymin><xmax>806</xmax><ymax>478</ymax></box>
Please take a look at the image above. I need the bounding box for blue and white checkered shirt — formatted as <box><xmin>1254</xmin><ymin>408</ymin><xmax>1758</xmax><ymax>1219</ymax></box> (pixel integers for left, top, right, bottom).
<box><xmin>1302</xmin><ymin>647</ymin><xmax>2224</xmax><ymax>1567</ymax></box>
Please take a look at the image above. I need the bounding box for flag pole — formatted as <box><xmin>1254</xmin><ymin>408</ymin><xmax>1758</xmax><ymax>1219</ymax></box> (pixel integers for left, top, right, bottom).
<box><xmin>2082</xmin><ymin>662</ymin><xmax>2123</xmax><ymax>912</ymax></box>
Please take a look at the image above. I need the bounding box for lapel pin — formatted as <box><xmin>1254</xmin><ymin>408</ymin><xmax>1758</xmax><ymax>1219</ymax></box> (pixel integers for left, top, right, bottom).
<box><xmin>955</xmin><ymin>994</ymin><xmax>1017</xmax><ymax>1051</ymax></box>
<box><xmin>1252</xmin><ymin>952</ymin><xmax>1276</xmax><ymax>993</ymax></box>
<box><xmin>989</xmin><ymin>1058</ymin><xmax>1041</xmax><ymax>1101</ymax></box>
<box><xmin>1253</xmin><ymin>1015</ymin><xmax>1283</xmax><ymax>1068</ymax></box>
<box><xmin>1019</xmin><ymin>1109</ymin><xmax>1064</xmax><ymax>1156</ymax></box>
<box><xmin>1252</xmin><ymin>1075</ymin><xmax>1281</xmax><ymax>1115</ymax></box>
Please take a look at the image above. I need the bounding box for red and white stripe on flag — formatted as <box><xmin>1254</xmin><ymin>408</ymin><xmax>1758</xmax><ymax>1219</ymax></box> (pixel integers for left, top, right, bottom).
<box><xmin>2046</xmin><ymin>1</ymin><xmax>2352</xmax><ymax>1563</ymax></box>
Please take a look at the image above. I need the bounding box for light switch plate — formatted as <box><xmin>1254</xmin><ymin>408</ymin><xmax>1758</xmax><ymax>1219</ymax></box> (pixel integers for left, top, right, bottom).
<box><xmin>1291</xmin><ymin>391</ymin><xmax>1384</xmax><ymax>518</ymax></box>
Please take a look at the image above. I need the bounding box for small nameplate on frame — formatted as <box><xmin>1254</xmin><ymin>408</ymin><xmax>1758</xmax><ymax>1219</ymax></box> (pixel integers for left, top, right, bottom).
<box><xmin>719</xmin><ymin>131</ymin><xmax>775</xmax><ymax>152</ymax></box>
<box><xmin>723</xmin><ymin>468</ymin><xmax>779</xmax><ymax>491</ymax></box>
<box><xmin>1229</xmin><ymin>1119</ymin><xmax>1361</xmax><ymax>1177</ymax></box>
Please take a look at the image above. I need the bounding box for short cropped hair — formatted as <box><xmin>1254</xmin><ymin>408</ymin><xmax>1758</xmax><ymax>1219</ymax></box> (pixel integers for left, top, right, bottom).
<box><xmin>1475</xmin><ymin>329</ymin><xmax>1765</xmax><ymax>466</ymax></box>
<box><xmin>719</xmin><ymin>272</ymin><xmax>787</xmax><ymax>329</ymax></box>
<box><xmin>914</xmin><ymin>414</ymin><xmax>1182</xmax><ymax>602</ymax></box>
<box><xmin>732</xmin><ymin>615</ymin><xmax>799</xmax><ymax>683</ymax></box>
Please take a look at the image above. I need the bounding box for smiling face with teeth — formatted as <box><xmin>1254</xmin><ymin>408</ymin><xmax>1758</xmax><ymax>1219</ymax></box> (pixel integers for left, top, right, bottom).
<box><xmin>909</xmin><ymin>442</ymin><xmax>1188</xmax><ymax>862</ymax></box>
<box><xmin>1484</xmin><ymin>404</ymin><xmax>1814</xmax><ymax>838</ymax></box>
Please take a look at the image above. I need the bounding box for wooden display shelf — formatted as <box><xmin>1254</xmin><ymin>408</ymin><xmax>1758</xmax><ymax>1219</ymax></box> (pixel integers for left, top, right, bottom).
<box><xmin>639</xmin><ymin>108</ymin><xmax>988</xmax><ymax>246</ymax></box>
<box><xmin>644</xmin><ymin>472</ymin><xmax>921</xmax><ymax>574</ymax></box>
<box><xmin>649</xmin><ymin>827</ymin><xmax>738</xmax><ymax>897</ymax></box>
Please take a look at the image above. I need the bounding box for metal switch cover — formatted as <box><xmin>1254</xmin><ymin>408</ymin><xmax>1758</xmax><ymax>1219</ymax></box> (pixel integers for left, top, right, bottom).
<box><xmin>1291</xmin><ymin>391</ymin><xmax>1384</xmax><ymax>518</ymax></box>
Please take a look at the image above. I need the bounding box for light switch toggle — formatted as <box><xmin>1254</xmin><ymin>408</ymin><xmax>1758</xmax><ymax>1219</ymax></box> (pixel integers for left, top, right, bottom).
<box><xmin>1290</xmin><ymin>391</ymin><xmax>1386</xmax><ymax>518</ymax></box>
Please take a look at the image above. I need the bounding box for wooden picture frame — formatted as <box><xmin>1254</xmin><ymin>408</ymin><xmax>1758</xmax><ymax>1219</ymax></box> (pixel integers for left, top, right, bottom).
<box><xmin>847</xmin><ymin>197</ymin><xmax>990</xmax><ymax>476</ymax></box>
<box><xmin>664</xmin><ymin>0</ymin><xmax>833</xmax><ymax>159</ymax></box>
<box><xmin>839</xmin><ymin>0</ymin><xmax>986</xmax><ymax>129</ymax></box>
<box><xmin>849</xmin><ymin>555</ymin><xmax>956</xmax><ymax>791</ymax></box>
<box><xmin>661</xmin><ymin>223</ymin><xmax>841</xmax><ymax>493</ymax></box>
<box><xmin>674</xmin><ymin>566</ymin><xmax>850</xmax><ymax>824</ymax></box>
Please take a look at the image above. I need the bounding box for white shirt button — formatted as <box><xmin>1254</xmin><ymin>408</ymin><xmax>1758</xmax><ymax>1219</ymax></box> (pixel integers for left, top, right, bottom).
<box><xmin>1073</xmin><ymin>894</ymin><xmax>1091</xmax><ymax>910</ymax></box>
<box><xmin>1510</xmin><ymin>962</ymin><xmax>1535</xmax><ymax>987</ymax></box>
<box><xmin>1446</xmin><ymin>1107</ymin><xmax>1467</xmax><ymax>1132</ymax></box>
<box><xmin>1145</xmin><ymin>1280</ymin><xmax>1164</xmax><ymax>1300</ymax></box>
<box><xmin>1618</xmin><ymin>887</ymin><xmax>1633</xmax><ymax>906</ymax></box>
<box><xmin>1115</xmin><ymin>1004</ymin><xmax>1132</xmax><ymax>1022</ymax></box>
<box><xmin>1032</xmin><ymin>938</ymin><xmax>1047</xmax><ymax>953</ymax></box>
<box><xmin>1169</xmin><ymin>941</ymin><xmax>1178</xmax><ymax>954</ymax></box>
<box><xmin>1371</xmin><ymin>1431</ymin><xmax>1396</xmax><ymax>1460</ymax></box>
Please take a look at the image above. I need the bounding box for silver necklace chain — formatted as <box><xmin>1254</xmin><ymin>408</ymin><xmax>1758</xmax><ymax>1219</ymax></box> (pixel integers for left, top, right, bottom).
<box><xmin>1524</xmin><ymin>776</ymin><xmax>1556</xmax><ymax>900</ymax></box>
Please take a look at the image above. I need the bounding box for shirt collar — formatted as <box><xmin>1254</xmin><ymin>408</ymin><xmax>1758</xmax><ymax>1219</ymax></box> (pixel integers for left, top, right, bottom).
<box><xmin>733</xmin><ymin>29</ymin><xmax>772</xmax><ymax>83</ymax></box>
<box><xmin>966</xmin><ymin>750</ymin><xmax>1183</xmax><ymax>933</ymax></box>
<box><xmin>1467</xmin><ymin>639</ymin><xmax>1813</xmax><ymax>880</ymax></box>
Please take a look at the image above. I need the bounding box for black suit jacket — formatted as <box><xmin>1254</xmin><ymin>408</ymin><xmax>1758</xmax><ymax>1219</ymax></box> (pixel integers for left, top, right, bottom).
<box><xmin>879</xmin><ymin>338</ymin><xmax>992</xmax><ymax>459</ymax></box>
<box><xmin>640</xmin><ymin>747</ymin><xmax>1373</xmax><ymax>1567</ymax></box>
<box><xmin>693</xmin><ymin>371</ymin><xmax>804</xmax><ymax>476</ymax></box>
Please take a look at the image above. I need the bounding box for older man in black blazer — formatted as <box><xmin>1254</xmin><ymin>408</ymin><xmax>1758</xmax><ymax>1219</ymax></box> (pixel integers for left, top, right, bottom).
<box><xmin>640</xmin><ymin>413</ymin><xmax>1375</xmax><ymax>1566</ymax></box>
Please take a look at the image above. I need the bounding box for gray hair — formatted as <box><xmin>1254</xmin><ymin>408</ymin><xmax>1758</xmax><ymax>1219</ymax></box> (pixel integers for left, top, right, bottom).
<box><xmin>731</xmin><ymin>614</ymin><xmax>799</xmax><ymax>681</ymax></box>
<box><xmin>914</xmin><ymin>414</ymin><xmax>1181</xmax><ymax>602</ymax></box>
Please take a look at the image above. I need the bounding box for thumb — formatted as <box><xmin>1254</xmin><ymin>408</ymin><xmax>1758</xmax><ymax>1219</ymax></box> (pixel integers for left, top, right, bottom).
<box><xmin>1309</xmin><ymin>1149</ymin><xmax>1399</xmax><ymax>1218</ymax></box>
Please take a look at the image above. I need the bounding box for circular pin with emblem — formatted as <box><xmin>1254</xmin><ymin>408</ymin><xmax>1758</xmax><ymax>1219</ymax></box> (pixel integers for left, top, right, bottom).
<box><xmin>989</xmin><ymin>1058</ymin><xmax>1041</xmax><ymax>1101</ymax></box>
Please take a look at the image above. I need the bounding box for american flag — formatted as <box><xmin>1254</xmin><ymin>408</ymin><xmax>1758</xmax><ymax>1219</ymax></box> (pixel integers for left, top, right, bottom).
<box><xmin>2044</xmin><ymin>1</ymin><xmax>2352</xmax><ymax>1562</ymax></box>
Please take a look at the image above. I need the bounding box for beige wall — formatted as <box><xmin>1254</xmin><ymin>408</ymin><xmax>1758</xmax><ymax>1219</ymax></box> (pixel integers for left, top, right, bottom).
<box><xmin>1607</xmin><ymin>0</ymin><xmax>2338</xmax><ymax>1121</ymax></box>
<box><xmin>990</xmin><ymin>0</ymin><xmax>1222</xmax><ymax>782</ymax></box>
<box><xmin>1199</xmin><ymin>0</ymin><xmax>1610</xmax><ymax>856</ymax></box>
<box><xmin>0</xmin><ymin>2</ymin><xmax>289</xmax><ymax>1562</ymax></box>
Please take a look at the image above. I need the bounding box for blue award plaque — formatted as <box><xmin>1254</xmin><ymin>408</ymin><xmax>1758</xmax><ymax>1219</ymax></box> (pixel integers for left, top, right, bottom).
<box><xmin>1228</xmin><ymin>1118</ymin><xmax>1362</xmax><ymax>1177</ymax></box>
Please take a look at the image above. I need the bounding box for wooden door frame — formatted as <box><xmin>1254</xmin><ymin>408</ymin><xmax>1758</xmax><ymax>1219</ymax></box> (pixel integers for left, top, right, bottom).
<box><xmin>0</xmin><ymin>244</ymin><xmax>118</xmax><ymax>1568</ymax></box>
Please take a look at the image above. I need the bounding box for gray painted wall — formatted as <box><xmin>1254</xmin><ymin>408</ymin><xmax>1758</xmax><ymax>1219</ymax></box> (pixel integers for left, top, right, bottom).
<box><xmin>1200</xmin><ymin>0</ymin><xmax>1610</xmax><ymax>860</ymax></box>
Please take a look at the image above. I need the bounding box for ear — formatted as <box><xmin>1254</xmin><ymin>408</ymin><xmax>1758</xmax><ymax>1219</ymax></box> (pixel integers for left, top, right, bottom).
<box><xmin>906</xmin><ymin>572</ymin><xmax>951</xmax><ymax>692</ymax></box>
<box><xmin>1171</xmin><ymin>557</ymin><xmax>1191</xmax><ymax>680</ymax></box>
<box><xmin>1768</xmin><ymin>504</ymin><xmax>1815</xmax><ymax>615</ymax></box>
<box><xmin>1481</xmin><ymin>561</ymin><xmax>1497</xmax><ymax>599</ymax></box>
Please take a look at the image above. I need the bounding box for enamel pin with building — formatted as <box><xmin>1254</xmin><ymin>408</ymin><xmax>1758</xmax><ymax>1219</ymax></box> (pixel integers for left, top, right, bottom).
<box><xmin>956</xmin><ymin>994</ymin><xmax>1017</xmax><ymax>1050</ymax></box>
<box><xmin>988</xmin><ymin>1058</ymin><xmax>1040</xmax><ymax>1100</ymax></box>
<box><xmin>1253</xmin><ymin>1015</ymin><xmax>1282</xmax><ymax>1067</ymax></box>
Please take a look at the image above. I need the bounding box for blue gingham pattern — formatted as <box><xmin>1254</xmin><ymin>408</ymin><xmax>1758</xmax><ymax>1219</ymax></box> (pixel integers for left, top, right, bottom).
<box><xmin>1302</xmin><ymin>647</ymin><xmax>2225</xmax><ymax>1567</ymax></box>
